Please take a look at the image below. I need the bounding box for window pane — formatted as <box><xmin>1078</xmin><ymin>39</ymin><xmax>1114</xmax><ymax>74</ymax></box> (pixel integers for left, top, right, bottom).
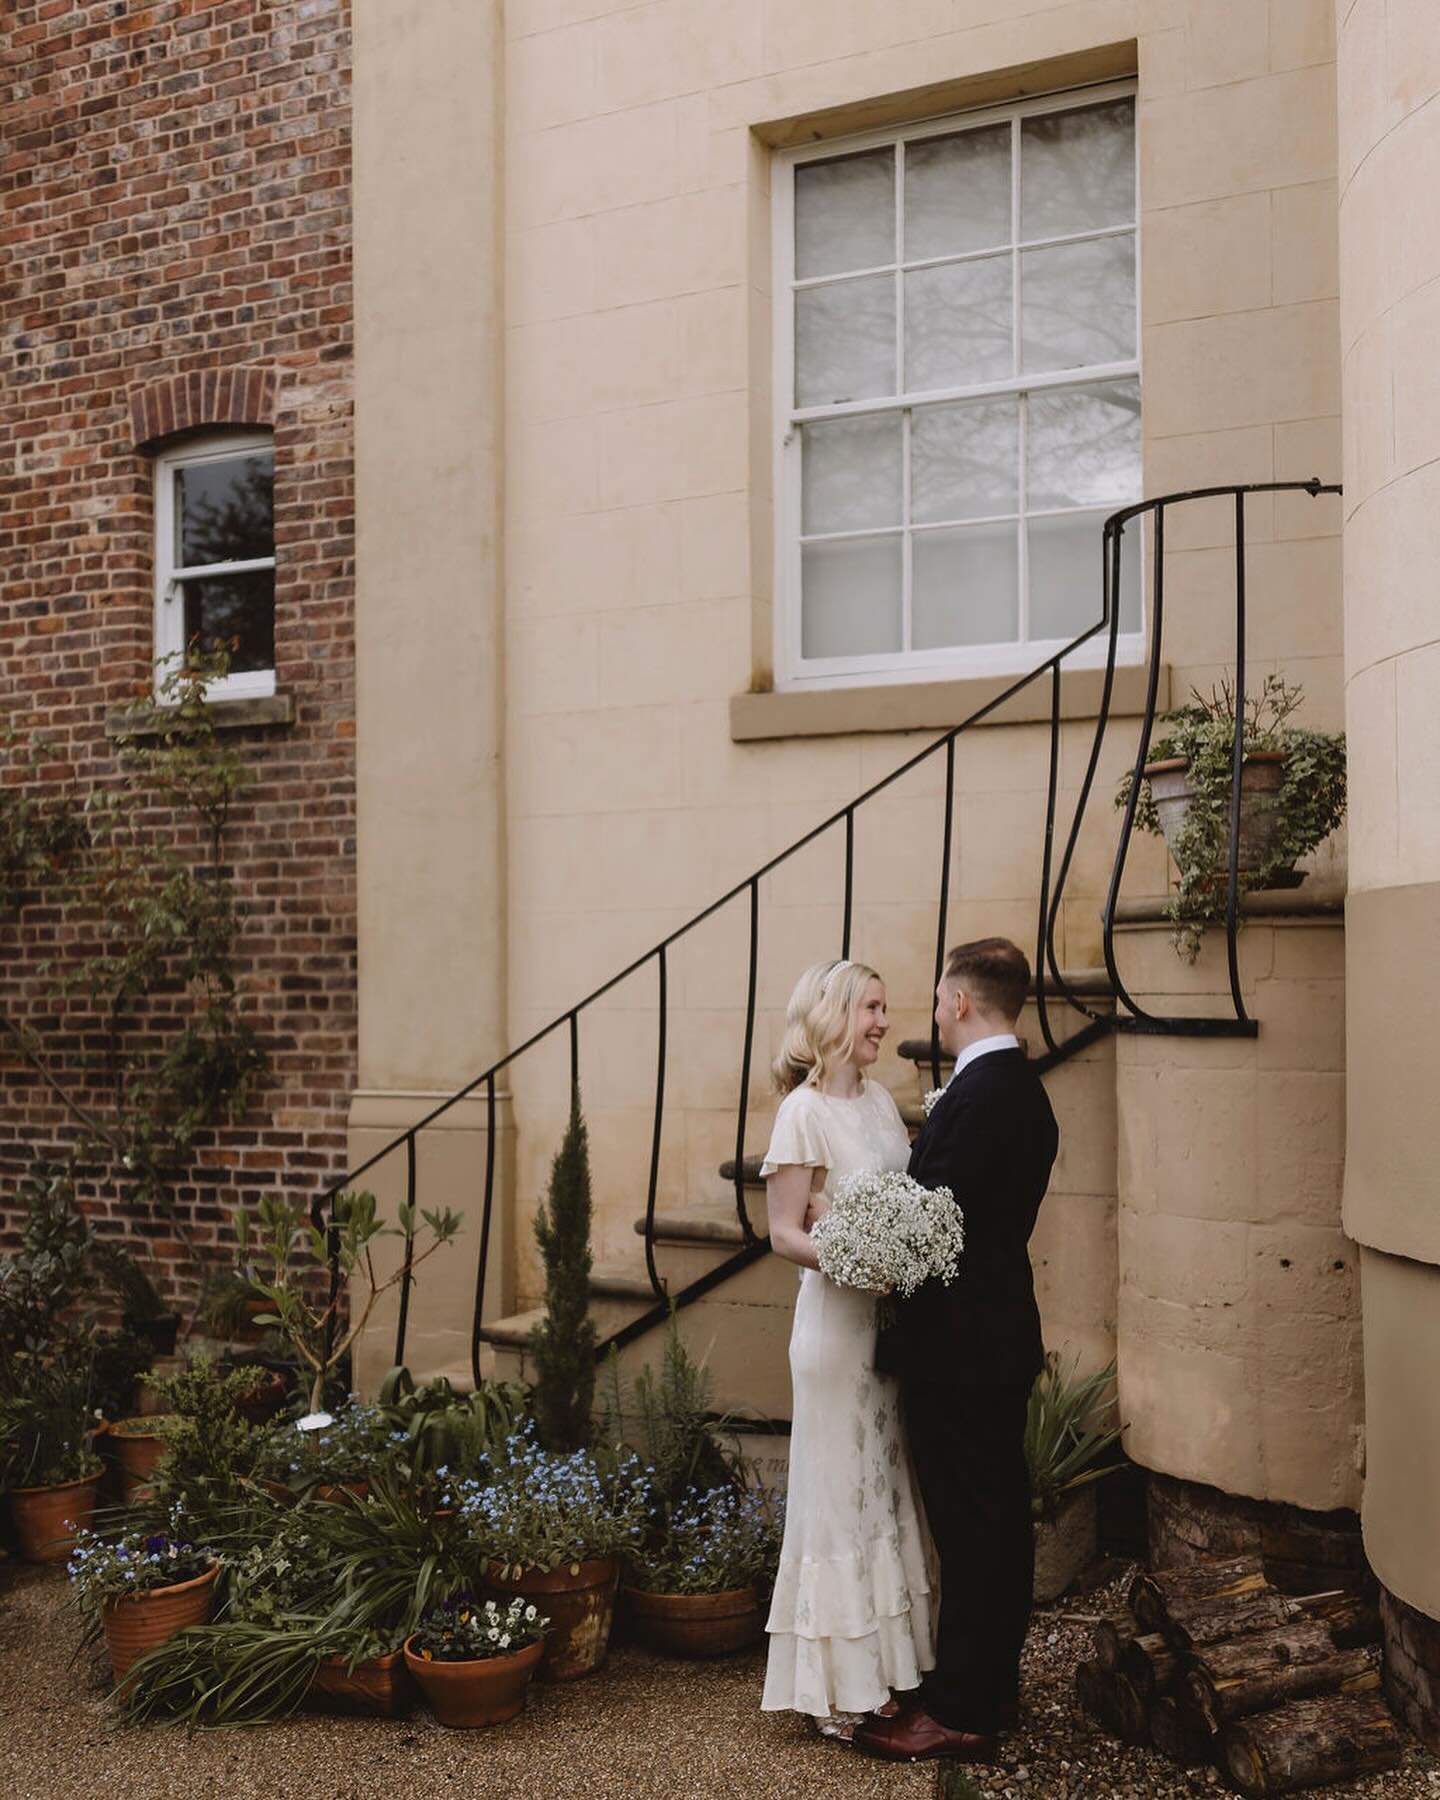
<box><xmin>911</xmin><ymin>397</ymin><xmax>1018</xmax><ymax>524</ymax></box>
<box><xmin>182</xmin><ymin>569</ymin><xmax>276</xmax><ymax>673</ymax></box>
<box><xmin>796</xmin><ymin>275</ymin><xmax>896</xmax><ymax>406</ymax></box>
<box><xmin>1026</xmin><ymin>379</ymin><xmax>1140</xmax><ymax>509</ymax></box>
<box><xmin>801</xmin><ymin>535</ymin><xmax>902</xmax><ymax>658</ymax></box>
<box><xmin>802</xmin><ymin>414</ymin><xmax>902</xmax><ymax>534</ymax></box>
<box><xmin>904</xmin><ymin>254</ymin><xmax>1012</xmax><ymax>392</ymax></box>
<box><xmin>904</xmin><ymin>124</ymin><xmax>1010</xmax><ymax>261</ymax></box>
<box><xmin>1027</xmin><ymin>508</ymin><xmax>1140</xmax><ymax>639</ymax></box>
<box><xmin>1020</xmin><ymin>98</ymin><xmax>1135</xmax><ymax>241</ymax></box>
<box><xmin>175</xmin><ymin>452</ymin><xmax>274</xmax><ymax>567</ymax></box>
<box><xmin>912</xmin><ymin>522</ymin><xmax>1019</xmax><ymax>649</ymax></box>
<box><xmin>1021</xmin><ymin>235</ymin><xmax>1134</xmax><ymax>374</ymax></box>
<box><xmin>795</xmin><ymin>147</ymin><xmax>895</xmax><ymax>279</ymax></box>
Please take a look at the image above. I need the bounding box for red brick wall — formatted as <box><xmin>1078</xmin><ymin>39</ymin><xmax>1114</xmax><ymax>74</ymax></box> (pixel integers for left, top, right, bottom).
<box><xmin>0</xmin><ymin>0</ymin><xmax>356</xmax><ymax>1305</ymax></box>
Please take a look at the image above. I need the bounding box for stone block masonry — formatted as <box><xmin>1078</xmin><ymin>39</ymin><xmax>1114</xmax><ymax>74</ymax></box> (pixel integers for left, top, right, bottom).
<box><xmin>0</xmin><ymin>0</ymin><xmax>355</xmax><ymax>1304</ymax></box>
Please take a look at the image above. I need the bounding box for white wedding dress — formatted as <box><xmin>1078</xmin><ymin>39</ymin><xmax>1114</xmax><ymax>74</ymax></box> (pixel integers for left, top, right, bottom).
<box><xmin>759</xmin><ymin>1076</ymin><xmax>938</xmax><ymax>1723</ymax></box>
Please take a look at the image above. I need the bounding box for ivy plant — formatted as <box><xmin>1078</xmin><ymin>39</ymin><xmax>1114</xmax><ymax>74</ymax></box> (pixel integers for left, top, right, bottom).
<box><xmin>1115</xmin><ymin>675</ymin><xmax>1346</xmax><ymax>960</ymax></box>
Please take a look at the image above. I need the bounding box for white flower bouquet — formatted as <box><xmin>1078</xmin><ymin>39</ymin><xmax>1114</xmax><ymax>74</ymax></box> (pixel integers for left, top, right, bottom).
<box><xmin>809</xmin><ymin>1170</ymin><xmax>965</xmax><ymax>1324</ymax></box>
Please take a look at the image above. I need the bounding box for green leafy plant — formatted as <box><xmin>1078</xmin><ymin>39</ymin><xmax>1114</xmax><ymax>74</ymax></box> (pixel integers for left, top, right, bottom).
<box><xmin>625</xmin><ymin>1311</ymin><xmax>741</xmax><ymax>1506</ymax></box>
<box><xmin>233</xmin><ymin>1188</ymin><xmax>462</xmax><ymax>1412</ymax></box>
<box><xmin>143</xmin><ymin>1354</ymin><xmax>269</xmax><ymax>1515</ymax></box>
<box><xmin>409</xmin><ymin>1594</ymin><xmax>547</xmax><ymax>1662</ymax></box>
<box><xmin>625</xmin><ymin>1483</ymin><xmax>782</xmax><ymax>1596</ymax></box>
<box><xmin>0</xmin><ymin>1349</ymin><xmax>101</xmax><ymax>1490</ymax></box>
<box><xmin>1116</xmin><ymin>675</ymin><xmax>1347</xmax><ymax>960</ymax></box>
<box><xmin>528</xmin><ymin>1091</ymin><xmax>597</xmax><ymax>1451</ymax></box>
<box><xmin>0</xmin><ymin>651</ymin><xmax>267</xmax><ymax>1232</ymax></box>
<box><xmin>67</xmin><ymin>1507</ymin><xmax>217</xmax><ymax>1615</ymax></box>
<box><xmin>1025</xmin><ymin>1353</ymin><xmax>1125</xmax><ymax>1524</ymax></box>
<box><xmin>374</xmin><ymin>1365</ymin><xmax>529</xmax><ymax>1497</ymax></box>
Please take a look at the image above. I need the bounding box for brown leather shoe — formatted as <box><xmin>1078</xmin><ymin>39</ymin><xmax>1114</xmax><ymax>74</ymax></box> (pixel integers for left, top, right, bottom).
<box><xmin>852</xmin><ymin>1707</ymin><xmax>999</xmax><ymax>1763</ymax></box>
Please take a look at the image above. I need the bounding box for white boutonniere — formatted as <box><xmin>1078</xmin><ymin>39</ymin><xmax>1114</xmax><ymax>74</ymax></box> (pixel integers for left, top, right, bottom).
<box><xmin>922</xmin><ymin>1087</ymin><xmax>945</xmax><ymax>1118</ymax></box>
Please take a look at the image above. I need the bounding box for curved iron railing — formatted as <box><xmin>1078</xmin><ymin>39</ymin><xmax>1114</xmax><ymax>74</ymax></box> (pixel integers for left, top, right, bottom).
<box><xmin>314</xmin><ymin>479</ymin><xmax>1339</xmax><ymax>1380</ymax></box>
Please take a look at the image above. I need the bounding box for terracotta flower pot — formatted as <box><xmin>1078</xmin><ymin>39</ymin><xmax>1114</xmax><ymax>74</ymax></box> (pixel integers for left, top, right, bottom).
<box><xmin>313</xmin><ymin>1480</ymin><xmax>369</xmax><ymax>1505</ymax></box>
<box><xmin>310</xmin><ymin>1646</ymin><xmax>413</xmax><ymax>1717</ymax></box>
<box><xmin>102</xmin><ymin>1563</ymin><xmax>219</xmax><ymax>1686</ymax></box>
<box><xmin>1143</xmin><ymin>751</ymin><xmax>1303</xmax><ymax>888</ymax></box>
<box><xmin>403</xmin><ymin>1634</ymin><xmax>543</xmax><ymax>1728</ymax></box>
<box><xmin>487</xmin><ymin>1557</ymin><xmax>619</xmax><ymax>1682</ymax></box>
<box><xmin>622</xmin><ymin>1584</ymin><xmax>765</xmax><ymax>1658</ymax></box>
<box><xmin>8</xmin><ymin>1471</ymin><xmax>101</xmax><ymax>1563</ymax></box>
<box><xmin>233</xmin><ymin>1370</ymin><xmax>288</xmax><ymax>1425</ymax></box>
<box><xmin>108</xmin><ymin>1416</ymin><xmax>174</xmax><ymax>1500</ymax></box>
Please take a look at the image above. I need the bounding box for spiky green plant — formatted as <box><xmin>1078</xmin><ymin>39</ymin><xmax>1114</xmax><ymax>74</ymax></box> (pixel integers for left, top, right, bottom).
<box><xmin>527</xmin><ymin>1091</ymin><xmax>596</xmax><ymax>1451</ymax></box>
<box><xmin>1025</xmin><ymin>1353</ymin><xmax>1125</xmax><ymax>1522</ymax></box>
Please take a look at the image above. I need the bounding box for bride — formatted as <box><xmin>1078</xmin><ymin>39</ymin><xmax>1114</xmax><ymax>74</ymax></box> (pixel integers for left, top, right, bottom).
<box><xmin>759</xmin><ymin>958</ymin><xmax>937</xmax><ymax>1739</ymax></box>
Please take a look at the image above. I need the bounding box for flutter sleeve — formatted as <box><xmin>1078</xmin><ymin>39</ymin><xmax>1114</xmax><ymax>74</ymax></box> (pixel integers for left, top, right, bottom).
<box><xmin>759</xmin><ymin>1088</ymin><xmax>830</xmax><ymax>1178</ymax></box>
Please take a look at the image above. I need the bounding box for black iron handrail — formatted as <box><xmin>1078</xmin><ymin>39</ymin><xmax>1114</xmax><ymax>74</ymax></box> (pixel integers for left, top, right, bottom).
<box><xmin>316</xmin><ymin>479</ymin><xmax>1339</xmax><ymax>1381</ymax></box>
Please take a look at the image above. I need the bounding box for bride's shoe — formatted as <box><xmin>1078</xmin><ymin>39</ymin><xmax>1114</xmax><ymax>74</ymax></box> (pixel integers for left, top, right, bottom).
<box><xmin>811</xmin><ymin>1710</ymin><xmax>867</xmax><ymax>1743</ymax></box>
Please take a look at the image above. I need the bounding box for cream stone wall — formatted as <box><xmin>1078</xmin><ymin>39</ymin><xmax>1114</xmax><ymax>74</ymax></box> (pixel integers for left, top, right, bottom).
<box><xmin>1114</xmin><ymin>914</ymin><xmax>1362</xmax><ymax>1513</ymax></box>
<box><xmin>1335</xmin><ymin>0</ymin><xmax>1440</xmax><ymax>1620</ymax></box>
<box><xmin>499</xmin><ymin>0</ymin><xmax>1345</xmax><ymax>1310</ymax></box>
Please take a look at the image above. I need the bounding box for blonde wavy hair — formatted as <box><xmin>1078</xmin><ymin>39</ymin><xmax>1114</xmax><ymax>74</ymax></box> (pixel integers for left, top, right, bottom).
<box><xmin>772</xmin><ymin>958</ymin><xmax>883</xmax><ymax>1095</ymax></box>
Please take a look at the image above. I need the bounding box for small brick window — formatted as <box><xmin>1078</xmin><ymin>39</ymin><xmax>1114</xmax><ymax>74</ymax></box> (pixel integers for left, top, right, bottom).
<box><xmin>154</xmin><ymin>430</ymin><xmax>276</xmax><ymax>700</ymax></box>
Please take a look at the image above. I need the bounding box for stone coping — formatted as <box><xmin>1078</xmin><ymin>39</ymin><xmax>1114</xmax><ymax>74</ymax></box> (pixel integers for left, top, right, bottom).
<box><xmin>1113</xmin><ymin>885</ymin><xmax>1345</xmax><ymax>926</ymax></box>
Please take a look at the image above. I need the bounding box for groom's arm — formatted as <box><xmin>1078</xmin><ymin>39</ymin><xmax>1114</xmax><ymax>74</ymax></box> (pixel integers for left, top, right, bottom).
<box><xmin>913</xmin><ymin>1086</ymin><xmax>1013</xmax><ymax>1246</ymax></box>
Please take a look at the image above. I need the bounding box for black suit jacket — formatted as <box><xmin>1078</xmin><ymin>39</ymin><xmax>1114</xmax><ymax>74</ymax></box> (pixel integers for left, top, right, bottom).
<box><xmin>875</xmin><ymin>1047</ymin><xmax>1058</xmax><ymax>1389</ymax></box>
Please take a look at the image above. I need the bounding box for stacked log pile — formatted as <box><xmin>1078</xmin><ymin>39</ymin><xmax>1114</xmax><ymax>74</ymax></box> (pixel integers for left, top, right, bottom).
<box><xmin>1074</xmin><ymin>1555</ymin><xmax>1401</xmax><ymax>1795</ymax></box>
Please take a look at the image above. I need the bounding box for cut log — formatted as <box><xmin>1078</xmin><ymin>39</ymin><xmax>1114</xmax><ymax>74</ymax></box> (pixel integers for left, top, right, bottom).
<box><xmin>1092</xmin><ymin>1612</ymin><xmax>1140</xmax><ymax>1672</ymax></box>
<box><xmin>1111</xmin><ymin>1670</ymin><xmax>1151</xmax><ymax>1746</ymax></box>
<box><xmin>1075</xmin><ymin>1658</ymin><xmax>1120</xmax><ymax>1733</ymax></box>
<box><xmin>1287</xmin><ymin>1591</ymin><xmax>1383</xmax><ymax>1649</ymax></box>
<box><xmin>1161</xmin><ymin>1587</ymin><xmax>1293</xmax><ymax>1651</ymax></box>
<box><xmin>1218</xmin><ymin>1690</ymin><xmax>1404</xmax><ymax>1797</ymax></box>
<box><xmin>1191</xmin><ymin>1619</ymin><xmax>1337</xmax><ymax>1685</ymax></box>
<box><xmin>1150</xmin><ymin>1694</ymin><xmax>1213</xmax><ymax>1766</ymax></box>
<box><xmin>1184</xmin><ymin>1643</ymin><xmax>1381</xmax><ymax>1731</ymax></box>
<box><xmin>1119</xmin><ymin>1631</ymin><xmax>1179</xmax><ymax>1701</ymax></box>
<box><xmin>1130</xmin><ymin>1554</ymin><xmax>1267</xmax><ymax>1633</ymax></box>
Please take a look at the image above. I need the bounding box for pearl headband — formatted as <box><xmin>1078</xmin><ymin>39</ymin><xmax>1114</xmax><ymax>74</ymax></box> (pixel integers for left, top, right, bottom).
<box><xmin>820</xmin><ymin>958</ymin><xmax>856</xmax><ymax>995</ymax></box>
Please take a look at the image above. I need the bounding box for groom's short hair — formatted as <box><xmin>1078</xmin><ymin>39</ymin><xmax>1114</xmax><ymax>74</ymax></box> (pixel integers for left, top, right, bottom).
<box><xmin>943</xmin><ymin>937</ymin><xmax>1030</xmax><ymax>1021</ymax></box>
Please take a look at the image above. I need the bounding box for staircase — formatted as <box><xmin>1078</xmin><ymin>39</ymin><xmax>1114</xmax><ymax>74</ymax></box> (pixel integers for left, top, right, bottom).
<box><xmin>319</xmin><ymin>482</ymin><xmax>1341</xmax><ymax>1419</ymax></box>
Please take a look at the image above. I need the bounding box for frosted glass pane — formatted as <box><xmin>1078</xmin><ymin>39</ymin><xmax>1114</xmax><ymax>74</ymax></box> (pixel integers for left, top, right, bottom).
<box><xmin>796</xmin><ymin>276</ymin><xmax>896</xmax><ymax>405</ymax></box>
<box><xmin>1027</xmin><ymin>380</ymin><xmax>1140</xmax><ymax>509</ymax></box>
<box><xmin>905</xmin><ymin>124</ymin><xmax>1010</xmax><ymax>261</ymax></box>
<box><xmin>1021</xmin><ymin>98</ymin><xmax>1135</xmax><ymax>241</ymax></box>
<box><xmin>1021</xmin><ymin>236</ymin><xmax>1134</xmax><ymax>374</ymax></box>
<box><xmin>802</xmin><ymin>536</ymin><xmax>903</xmax><ymax>658</ymax></box>
<box><xmin>795</xmin><ymin>148</ymin><xmax>895</xmax><ymax>278</ymax></box>
<box><xmin>904</xmin><ymin>255</ymin><xmax>1012</xmax><ymax>392</ymax></box>
<box><xmin>911</xmin><ymin>398</ymin><xmax>1018</xmax><ymax>524</ymax></box>
<box><xmin>1028</xmin><ymin>508</ymin><xmax>1141</xmax><ymax>639</ymax></box>
<box><xmin>912</xmin><ymin>522</ymin><xmax>1019</xmax><ymax>649</ymax></box>
<box><xmin>802</xmin><ymin>414</ymin><xmax>902</xmax><ymax>534</ymax></box>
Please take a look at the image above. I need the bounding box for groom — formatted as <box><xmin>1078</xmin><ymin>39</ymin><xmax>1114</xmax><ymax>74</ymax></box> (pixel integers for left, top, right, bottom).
<box><xmin>857</xmin><ymin>937</ymin><xmax>1059</xmax><ymax>1764</ymax></box>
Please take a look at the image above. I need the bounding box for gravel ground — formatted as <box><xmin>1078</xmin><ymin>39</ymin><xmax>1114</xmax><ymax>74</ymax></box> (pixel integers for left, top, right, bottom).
<box><xmin>2</xmin><ymin>1561</ymin><xmax>1437</xmax><ymax>1800</ymax></box>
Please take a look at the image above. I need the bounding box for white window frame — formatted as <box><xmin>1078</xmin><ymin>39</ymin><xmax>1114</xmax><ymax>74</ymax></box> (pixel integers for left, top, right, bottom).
<box><xmin>153</xmin><ymin>429</ymin><xmax>276</xmax><ymax>702</ymax></box>
<box><xmin>772</xmin><ymin>79</ymin><xmax>1143</xmax><ymax>691</ymax></box>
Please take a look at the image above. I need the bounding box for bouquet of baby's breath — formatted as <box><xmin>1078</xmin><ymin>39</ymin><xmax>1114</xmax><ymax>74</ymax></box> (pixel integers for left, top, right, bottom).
<box><xmin>810</xmin><ymin>1170</ymin><xmax>964</xmax><ymax>1324</ymax></box>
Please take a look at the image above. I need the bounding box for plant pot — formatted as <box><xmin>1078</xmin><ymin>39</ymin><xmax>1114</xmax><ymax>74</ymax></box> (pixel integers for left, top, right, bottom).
<box><xmin>108</xmin><ymin>1415</ymin><xmax>174</xmax><ymax>1499</ymax></box>
<box><xmin>403</xmin><ymin>1634</ymin><xmax>543</xmax><ymax>1728</ymax></box>
<box><xmin>232</xmin><ymin>1368</ymin><xmax>288</xmax><ymax>1425</ymax></box>
<box><xmin>8</xmin><ymin>1471</ymin><xmax>101</xmax><ymax>1563</ymax></box>
<box><xmin>1143</xmin><ymin>751</ymin><xmax>1304</xmax><ymax>889</ymax></box>
<box><xmin>126</xmin><ymin>1312</ymin><xmax>180</xmax><ymax>1358</ymax></box>
<box><xmin>102</xmin><ymin>1563</ymin><xmax>219</xmax><ymax>1686</ymax></box>
<box><xmin>313</xmin><ymin>1480</ymin><xmax>368</xmax><ymax>1505</ymax></box>
<box><xmin>1033</xmin><ymin>1485</ymin><xmax>1098</xmax><ymax>1603</ymax></box>
<box><xmin>622</xmin><ymin>1584</ymin><xmax>765</xmax><ymax>1658</ymax></box>
<box><xmin>310</xmin><ymin>1646</ymin><xmax>413</xmax><ymax>1717</ymax></box>
<box><xmin>487</xmin><ymin>1557</ymin><xmax>619</xmax><ymax>1682</ymax></box>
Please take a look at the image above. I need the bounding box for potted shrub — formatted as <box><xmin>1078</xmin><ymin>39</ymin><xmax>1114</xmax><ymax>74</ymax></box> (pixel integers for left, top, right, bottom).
<box><xmin>68</xmin><ymin>1511</ymin><xmax>220</xmax><ymax>1685</ymax></box>
<box><xmin>91</xmin><ymin>1242</ymin><xmax>180</xmax><ymax>1358</ymax></box>
<box><xmin>143</xmin><ymin>1353</ymin><xmax>271</xmax><ymax>1512</ymax></box>
<box><xmin>528</xmin><ymin>1092</ymin><xmax>598</xmax><ymax>1452</ymax></box>
<box><xmin>1116</xmin><ymin>675</ymin><xmax>1346</xmax><ymax>960</ymax></box>
<box><xmin>1026</xmin><ymin>1354</ymin><xmax>1124</xmax><ymax>1603</ymax></box>
<box><xmin>1</xmin><ymin>1355</ymin><xmax>104</xmax><ymax>1562</ymax></box>
<box><xmin>624</xmin><ymin>1483</ymin><xmax>781</xmax><ymax>1657</ymax></box>
<box><xmin>456</xmin><ymin>1428</ymin><xmax>651</xmax><ymax>1681</ymax></box>
<box><xmin>403</xmin><ymin>1595</ymin><xmax>548</xmax><ymax>1728</ymax></box>
<box><xmin>375</xmin><ymin>1364</ymin><xmax>528</xmax><ymax>1513</ymax></box>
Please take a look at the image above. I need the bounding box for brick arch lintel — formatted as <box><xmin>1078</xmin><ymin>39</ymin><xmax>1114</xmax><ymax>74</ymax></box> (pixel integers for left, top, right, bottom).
<box><xmin>129</xmin><ymin>365</ymin><xmax>279</xmax><ymax>452</ymax></box>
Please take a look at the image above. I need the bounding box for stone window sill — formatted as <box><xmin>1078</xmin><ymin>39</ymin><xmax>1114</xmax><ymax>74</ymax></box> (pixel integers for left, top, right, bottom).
<box><xmin>104</xmin><ymin>693</ymin><xmax>295</xmax><ymax>739</ymax></box>
<box><xmin>729</xmin><ymin>662</ymin><xmax>1166</xmax><ymax>742</ymax></box>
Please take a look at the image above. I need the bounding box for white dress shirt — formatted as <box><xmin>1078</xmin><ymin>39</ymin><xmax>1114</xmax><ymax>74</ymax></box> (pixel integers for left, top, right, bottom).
<box><xmin>945</xmin><ymin>1031</ymin><xmax>1021</xmax><ymax>1086</ymax></box>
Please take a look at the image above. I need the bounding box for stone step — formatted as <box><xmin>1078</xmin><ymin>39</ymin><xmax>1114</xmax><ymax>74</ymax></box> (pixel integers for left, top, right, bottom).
<box><xmin>588</xmin><ymin>1262</ymin><xmax>658</xmax><ymax>1301</ymax></box>
<box><xmin>635</xmin><ymin>1207</ymin><xmax>749</xmax><ymax>1247</ymax></box>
